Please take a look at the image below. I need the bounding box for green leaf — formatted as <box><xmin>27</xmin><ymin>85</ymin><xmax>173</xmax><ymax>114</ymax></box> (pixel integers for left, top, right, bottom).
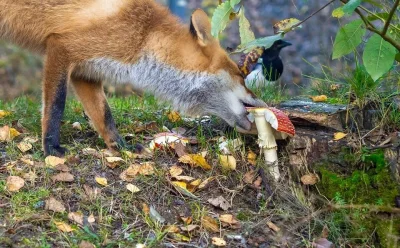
<box><xmin>363</xmin><ymin>34</ymin><xmax>397</xmax><ymax>81</ymax></box>
<box><xmin>236</xmin><ymin>34</ymin><xmax>283</xmax><ymax>53</ymax></box>
<box><xmin>332</xmin><ymin>20</ymin><xmax>366</xmax><ymax>59</ymax></box>
<box><xmin>367</xmin><ymin>12</ymin><xmax>390</xmax><ymax>22</ymax></box>
<box><xmin>211</xmin><ymin>1</ymin><xmax>234</xmax><ymax>38</ymax></box>
<box><xmin>396</xmin><ymin>53</ymin><xmax>400</xmax><ymax>63</ymax></box>
<box><xmin>238</xmin><ymin>8</ymin><xmax>255</xmax><ymax>45</ymax></box>
<box><xmin>342</xmin><ymin>0</ymin><xmax>362</xmax><ymax>16</ymax></box>
<box><xmin>363</xmin><ymin>0</ymin><xmax>383</xmax><ymax>8</ymax></box>
<box><xmin>230</xmin><ymin>0</ymin><xmax>241</xmax><ymax>9</ymax></box>
<box><xmin>332</xmin><ymin>7</ymin><xmax>345</xmax><ymax>18</ymax></box>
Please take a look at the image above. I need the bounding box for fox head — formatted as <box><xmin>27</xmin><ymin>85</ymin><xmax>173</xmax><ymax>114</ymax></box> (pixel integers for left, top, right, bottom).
<box><xmin>183</xmin><ymin>9</ymin><xmax>267</xmax><ymax>132</ymax></box>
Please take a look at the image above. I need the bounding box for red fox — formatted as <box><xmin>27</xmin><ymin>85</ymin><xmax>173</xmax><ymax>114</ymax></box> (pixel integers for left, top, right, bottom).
<box><xmin>0</xmin><ymin>0</ymin><xmax>266</xmax><ymax>156</ymax></box>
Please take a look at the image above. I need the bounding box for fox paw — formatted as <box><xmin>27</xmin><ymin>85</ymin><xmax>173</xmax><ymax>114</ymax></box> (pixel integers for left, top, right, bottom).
<box><xmin>45</xmin><ymin>145</ymin><xmax>68</xmax><ymax>157</ymax></box>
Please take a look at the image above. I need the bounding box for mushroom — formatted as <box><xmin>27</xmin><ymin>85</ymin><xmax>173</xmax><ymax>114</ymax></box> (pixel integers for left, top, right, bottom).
<box><xmin>247</xmin><ymin>107</ymin><xmax>295</xmax><ymax>180</ymax></box>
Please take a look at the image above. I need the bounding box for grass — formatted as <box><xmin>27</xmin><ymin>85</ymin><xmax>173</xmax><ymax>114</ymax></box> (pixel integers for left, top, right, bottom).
<box><xmin>0</xmin><ymin>89</ymin><xmax>399</xmax><ymax>247</ymax></box>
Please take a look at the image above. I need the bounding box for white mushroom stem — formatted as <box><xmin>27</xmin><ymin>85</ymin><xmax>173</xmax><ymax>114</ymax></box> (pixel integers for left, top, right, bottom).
<box><xmin>251</xmin><ymin>110</ymin><xmax>280</xmax><ymax>180</ymax></box>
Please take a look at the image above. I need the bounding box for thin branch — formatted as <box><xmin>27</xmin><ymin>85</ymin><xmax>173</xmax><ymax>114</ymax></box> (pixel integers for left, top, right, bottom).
<box><xmin>382</xmin><ymin>0</ymin><xmax>400</xmax><ymax>35</ymax></box>
<box><xmin>340</xmin><ymin>0</ymin><xmax>400</xmax><ymax>51</ymax></box>
<box><xmin>292</xmin><ymin>0</ymin><xmax>337</xmax><ymax>29</ymax></box>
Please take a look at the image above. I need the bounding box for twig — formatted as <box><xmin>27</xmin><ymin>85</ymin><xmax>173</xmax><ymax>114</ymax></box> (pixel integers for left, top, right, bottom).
<box><xmin>292</xmin><ymin>0</ymin><xmax>337</xmax><ymax>29</ymax></box>
<box><xmin>382</xmin><ymin>0</ymin><xmax>400</xmax><ymax>35</ymax></box>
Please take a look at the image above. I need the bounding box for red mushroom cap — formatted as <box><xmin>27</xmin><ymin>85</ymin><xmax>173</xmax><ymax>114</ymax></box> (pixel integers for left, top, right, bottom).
<box><xmin>265</xmin><ymin>108</ymin><xmax>295</xmax><ymax>137</ymax></box>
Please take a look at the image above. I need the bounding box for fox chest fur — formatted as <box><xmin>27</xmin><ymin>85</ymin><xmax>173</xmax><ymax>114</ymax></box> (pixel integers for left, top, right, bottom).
<box><xmin>0</xmin><ymin>0</ymin><xmax>266</xmax><ymax>156</ymax></box>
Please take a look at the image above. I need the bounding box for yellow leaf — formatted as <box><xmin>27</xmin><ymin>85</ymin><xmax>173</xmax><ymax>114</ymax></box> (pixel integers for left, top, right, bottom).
<box><xmin>334</xmin><ymin>132</ymin><xmax>347</xmax><ymax>141</ymax></box>
<box><xmin>172</xmin><ymin>181</ymin><xmax>188</xmax><ymax>189</ymax></box>
<box><xmin>267</xmin><ymin>221</ymin><xmax>281</xmax><ymax>232</ymax></box>
<box><xmin>68</xmin><ymin>212</ymin><xmax>84</xmax><ymax>225</ymax></box>
<box><xmin>167</xmin><ymin>111</ymin><xmax>181</xmax><ymax>123</ymax></box>
<box><xmin>105</xmin><ymin>156</ymin><xmax>124</xmax><ymax>169</ymax></box>
<box><xmin>95</xmin><ymin>177</ymin><xmax>108</xmax><ymax>186</ymax></box>
<box><xmin>247</xmin><ymin>150</ymin><xmax>257</xmax><ymax>165</ymax></box>
<box><xmin>273</xmin><ymin>18</ymin><xmax>302</xmax><ymax>34</ymax></box>
<box><xmin>219</xmin><ymin>214</ymin><xmax>239</xmax><ymax>225</ymax></box>
<box><xmin>138</xmin><ymin>162</ymin><xmax>155</xmax><ymax>175</ymax></box>
<box><xmin>218</xmin><ymin>155</ymin><xmax>237</xmax><ymax>170</ymax></box>
<box><xmin>332</xmin><ymin>7</ymin><xmax>345</xmax><ymax>18</ymax></box>
<box><xmin>9</xmin><ymin>128</ymin><xmax>20</xmax><ymax>139</ymax></box>
<box><xmin>17</xmin><ymin>142</ymin><xmax>33</xmax><ymax>153</ymax></box>
<box><xmin>142</xmin><ymin>203</ymin><xmax>150</xmax><ymax>215</ymax></box>
<box><xmin>6</xmin><ymin>176</ymin><xmax>25</xmax><ymax>192</ymax></box>
<box><xmin>202</xmin><ymin>216</ymin><xmax>219</xmax><ymax>233</ymax></box>
<box><xmin>198</xmin><ymin>177</ymin><xmax>214</xmax><ymax>189</ymax></box>
<box><xmin>0</xmin><ymin>126</ymin><xmax>20</xmax><ymax>142</ymax></box>
<box><xmin>212</xmin><ymin>237</ymin><xmax>227</xmax><ymax>247</ymax></box>
<box><xmin>126</xmin><ymin>183</ymin><xmax>141</xmax><ymax>193</ymax></box>
<box><xmin>0</xmin><ymin>110</ymin><xmax>11</xmax><ymax>118</ymax></box>
<box><xmin>179</xmin><ymin>154</ymin><xmax>211</xmax><ymax>170</ymax></box>
<box><xmin>169</xmin><ymin>165</ymin><xmax>183</xmax><ymax>177</ymax></box>
<box><xmin>45</xmin><ymin>156</ymin><xmax>66</xmax><ymax>167</ymax></box>
<box><xmin>54</xmin><ymin>221</ymin><xmax>75</xmax><ymax>233</ymax></box>
<box><xmin>311</xmin><ymin>95</ymin><xmax>328</xmax><ymax>102</ymax></box>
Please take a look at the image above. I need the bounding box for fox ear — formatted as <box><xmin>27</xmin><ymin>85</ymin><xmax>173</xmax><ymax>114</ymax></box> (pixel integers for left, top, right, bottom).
<box><xmin>190</xmin><ymin>9</ymin><xmax>213</xmax><ymax>46</ymax></box>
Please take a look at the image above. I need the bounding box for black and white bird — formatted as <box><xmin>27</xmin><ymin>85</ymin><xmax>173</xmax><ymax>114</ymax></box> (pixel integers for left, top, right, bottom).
<box><xmin>245</xmin><ymin>40</ymin><xmax>292</xmax><ymax>88</ymax></box>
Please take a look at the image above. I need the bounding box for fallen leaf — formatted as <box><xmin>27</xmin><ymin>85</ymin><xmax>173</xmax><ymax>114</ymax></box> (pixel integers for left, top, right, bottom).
<box><xmin>201</xmin><ymin>216</ymin><xmax>219</xmax><ymax>233</ymax></box>
<box><xmin>126</xmin><ymin>183</ymin><xmax>141</xmax><ymax>193</ymax></box>
<box><xmin>134</xmin><ymin>121</ymin><xmax>160</xmax><ymax>133</ymax></box>
<box><xmin>45</xmin><ymin>198</ymin><xmax>66</xmax><ymax>213</ymax></box>
<box><xmin>82</xmin><ymin>148</ymin><xmax>102</xmax><ymax>158</ymax></box>
<box><xmin>165</xmin><ymin>225</ymin><xmax>180</xmax><ymax>233</ymax></box>
<box><xmin>0</xmin><ymin>110</ymin><xmax>11</xmax><ymax>118</ymax></box>
<box><xmin>267</xmin><ymin>221</ymin><xmax>281</xmax><ymax>232</ymax></box>
<box><xmin>219</xmin><ymin>214</ymin><xmax>239</xmax><ymax>225</ymax></box>
<box><xmin>333</xmin><ymin>132</ymin><xmax>347</xmax><ymax>141</ymax></box>
<box><xmin>68</xmin><ymin>212</ymin><xmax>84</xmax><ymax>225</ymax></box>
<box><xmin>105</xmin><ymin>157</ymin><xmax>124</xmax><ymax>169</ymax></box>
<box><xmin>179</xmin><ymin>154</ymin><xmax>211</xmax><ymax>170</ymax></box>
<box><xmin>0</xmin><ymin>126</ymin><xmax>20</xmax><ymax>142</ymax></box>
<box><xmin>180</xmin><ymin>215</ymin><xmax>193</xmax><ymax>225</ymax></box>
<box><xmin>149</xmin><ymin>206</ymin><xmax>166</xmax><ymax>223</ymax></box>
<box><xmin>138</xmin><ymin>162</ymin><xmax>155</xmax><ymax>176</ymax></box>
<box><xmin>174</xmin><ymin>176</ymin><xmax>196</xmax><ymax>182</ymax></box>
<box><xmin>218</xmin><ymin>155</ymin><xmax>237</xmax><ymax>170</ymax></box>
<box><xmin>120</xmin><ymin>165</ymin><xmax>140</xmax><ymax>182</ymax></box>
<box><xmin>17</xmin><ymin>142</ymin><xmax>33</xmax><ymax>153</ymax></box>
<box><xmin>167</xmin><ymin>111</ymin><xmax>181</xmax><ymax>122</ymax></box>
<box><xmin>6</xmin><ymin>176</ymin><xmax>25</xmax><ymax>192</ymax></box>
<box><xmin>54</xmin><ymin>221</ymin><xmax>74</xmax><ymax>233</ymax></box>
<box><xmin>45</xmin><ymin>156</ymin><xmax>66</xmax><ymax>167</ymax></box>
<box><xmin>51</xmin><ymin>172</ymin><xmax>75</xmax><ymax>182</ymax></box>
<box><xmin>247</xmin><ymin>150</ymin><xmax>257</xmax><ymax>165</ymax></box>
<box><xmin>208</xmin><ymin>196</ymin><xmax>231</xmax><ymax>211</ymax></box>
<box><xmin>171</xmin><ymin>233</ymin><xmax>190</xmax><ymax>242</ymax></box>
<box><xmin>180</xmin><ymin>224</ymin><xmax>199</xmax><ymax>232</ymax></box>
<box><xmin>54</xmin><ymin>164</ymin><xmax>70</xmax><ymax>172</ymax></box>
<box><xmin>198</xmin><ymin>177</ymin><xmax>214</xmax><ymax>190</ymax></box>
<box><xmin>301</xmin><ymin>174</ymin><xmax>319</xmax><ymax>185</ymax></box>
<box><xmin>72</xmin><ymin>122</ymin><xmax>82</xmax><ymax>130</ymax></box>
<box><xmin>218</xmin><ymin>138</ymin><xmax>243</xmax><ymax>155</ymax></box>
<box><xmin>171</xmin><ymin>181</ymin><xmax>199</xmax><ymax>199</ymax></box>
<box><xmin>187</xmin><ymin>179</ymin><xmax>202</xmax><ymax>192</ymax></box>
<box><xmin>174</xmin><ymin>142</ymin><xmax>187</xmax><ymax>158</ymax></box>
<box><xmin>95</xmin><ymin>176</ymin><xmax>108</xmax><ymax>186</ymax></box>
<box><xmin>149</xmin><ymin>133</ymin><xmax>188</xmax><ymax>150</ymax></box>
<box><xmin>312</xmin><ymin>238</ymin><xmax>334</xmax><ymax>248</ymax></box>
<box><xmin>243</xmin><ymin>170</ymin><xmax>257</xmax><ymax>184</ymax></box>
<box><xmin>311</xmin><ymin>95</ymin><xmax>328</xmax><ymax>102</ymax></box>
<box><xmin>101</xmin><ymin>149</ymin><xmax>120</xmax><ymax>157</ymax></box>
<box><xmin>212</xmin><ymin>237</ymin><xmax>227</xmax><ymax>247</ymax></box>
<box><xmin>79</xmin><ymin>241</ymin><xmax>96</xmax><ymax>248</ymax></box>
<box><xmin>169</xmin><ymin>165</ymin><xmax>183</xmax><ymax>177</ymax></box>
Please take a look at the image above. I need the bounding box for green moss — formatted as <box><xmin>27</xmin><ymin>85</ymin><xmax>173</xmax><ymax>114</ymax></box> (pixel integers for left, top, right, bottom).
<box><xmin>320</xmin><ymin>150</ymin><xmax>398</xmax><ymax>205</ymax></box>
<box><xmin>376</xmin><ymin>218</ymin><xmax>400</xmax><ymax>248</ymax></box>
<box><xmin>10</xmin><ymin>187</ymin><xmax>50</xmax><ymax>218</ymax></box>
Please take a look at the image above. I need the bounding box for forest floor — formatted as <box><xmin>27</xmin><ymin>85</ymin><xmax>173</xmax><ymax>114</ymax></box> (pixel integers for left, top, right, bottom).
<box><xmin>0</xmin><ymin>95</ymin><xmax>398</xmax><ymax>248</ymax></box>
